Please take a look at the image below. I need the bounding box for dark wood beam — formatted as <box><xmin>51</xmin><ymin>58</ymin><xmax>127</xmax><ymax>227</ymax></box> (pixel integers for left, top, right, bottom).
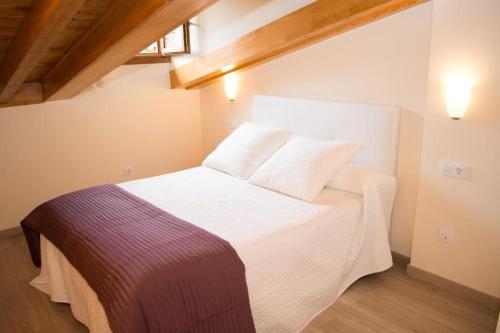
<box><xmin>170</xmin><ymin>0</ymin><xmax>429</xmax><ymax>89</ymax></box>
<box><xmin>43</xmin><ymin>0</ymin><xmax>217</xmax><ymax>101</ymax></box>
<box><xmin>0</xmin><ymin>83</ymin><xmax>43</xmax><ymax>108</ymax></box>
<box><xmin>124</xmin><ymin>55</ymin><xmax>171</xmax><ymax>65</ymax></box>
<box><xmin>0</xmin><ymin>0</ymin><xmax>85</xmax><ymax>103</ymax></box>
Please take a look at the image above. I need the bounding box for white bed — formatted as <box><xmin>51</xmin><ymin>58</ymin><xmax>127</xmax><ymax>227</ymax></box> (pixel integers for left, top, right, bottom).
<box><xmin>30</xmin><ymin>96</ymin><xmax>400</xmax><ymax>332</ymax></box>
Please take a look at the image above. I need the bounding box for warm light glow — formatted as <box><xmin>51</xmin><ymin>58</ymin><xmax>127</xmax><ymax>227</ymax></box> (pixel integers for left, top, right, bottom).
<box><xmin>445</xmin><ymin>73</ymin><xmax>472</xmax><ymax>120</ymax></box>
<box><xmin>222</xmin><ymin>64</ymin><xmax>235</xmax><ymax>72</ymax></box>
<box><xmin>224</xmin><ymin>72</ymin><xmax>238</xmax><ymax>101</ymax></box>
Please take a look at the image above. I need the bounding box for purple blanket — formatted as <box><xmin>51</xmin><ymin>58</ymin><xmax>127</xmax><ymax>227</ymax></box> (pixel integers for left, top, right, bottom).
<box><xmin>21</xmin><ymin>184</ymin><xmax>255</xmax><ymax>333</ymax></box>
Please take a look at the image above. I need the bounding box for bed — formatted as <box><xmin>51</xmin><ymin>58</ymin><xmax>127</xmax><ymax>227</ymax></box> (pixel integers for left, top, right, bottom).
<box><xmin>27</xmin><ymin>95</ymin><xmax>400</xmax><ymax>332</ymax></box>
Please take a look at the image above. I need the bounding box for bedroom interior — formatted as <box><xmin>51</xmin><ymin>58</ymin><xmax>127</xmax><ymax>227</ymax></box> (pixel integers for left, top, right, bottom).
<box><xmin>0</xmin><ymin>0</ymin><xmax>499</xmax><ymax>332</ymax></box>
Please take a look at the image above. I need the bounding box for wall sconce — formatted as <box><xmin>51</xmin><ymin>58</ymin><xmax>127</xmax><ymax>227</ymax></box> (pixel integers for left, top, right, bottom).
<box><xmin>445</xmin><ymin>74</ymin><xmax>472</xmax><ymax>120</ymax></box>
<box><xmin>222</xmin><ymin>64</ymin><xmax>235</xmax><ymax>72</ymax></box>
<box><xmin>224</xmin><ymin>72</ymin><xmax>238</xmax><ymax>101</ymax></box>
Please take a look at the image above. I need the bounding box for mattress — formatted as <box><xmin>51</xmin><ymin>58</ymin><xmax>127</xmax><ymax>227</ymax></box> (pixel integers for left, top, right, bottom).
<box><xmin>30</xmin><ymin>166</ymin><xmax>394</xmax><ymax>332</ymax></box>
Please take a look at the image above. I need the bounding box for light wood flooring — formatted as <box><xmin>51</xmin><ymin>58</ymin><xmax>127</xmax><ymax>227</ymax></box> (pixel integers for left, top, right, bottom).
<box><xmin>1</xmin><ymin>234</ymin><xmax>498</xmax><ymax>332</ymax></box>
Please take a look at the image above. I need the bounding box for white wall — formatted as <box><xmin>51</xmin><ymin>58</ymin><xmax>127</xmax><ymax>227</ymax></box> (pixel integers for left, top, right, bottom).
<box><xmin>198</xmin><ymin>2</ymin><xmax>433</xmax><ymax>256</ymax></box>
<box><xmin>0</xmin><ymin>64</ymin><xmax>203</xmax><ymax>231</ymax></box>
<box><xmin>173</xmin><ymin>0</ymin><xmax>314</xmax><ymax>68</ymax></box>
<box><xmin>410</xmin><ymin>0</ymin><xmax>500</xmax><ymax>298</ymax></box>
<box><xmin>197</xmin><ymin>0</ymin><xmax>314</xmax><ymax>55</ymax></box>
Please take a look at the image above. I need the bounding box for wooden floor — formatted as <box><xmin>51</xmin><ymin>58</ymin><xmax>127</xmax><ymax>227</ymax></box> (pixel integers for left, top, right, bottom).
<box><xmin>1</xmin><ymin>234</ymin><xmax>498</xmax><ymax>333</ymax></box>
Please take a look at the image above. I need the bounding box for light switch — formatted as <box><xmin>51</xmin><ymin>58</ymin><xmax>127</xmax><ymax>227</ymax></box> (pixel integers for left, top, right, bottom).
<box><xmin>438</xmin><ymin>160</ymin><xmax>468</xmax><ymax>178</ymax></box>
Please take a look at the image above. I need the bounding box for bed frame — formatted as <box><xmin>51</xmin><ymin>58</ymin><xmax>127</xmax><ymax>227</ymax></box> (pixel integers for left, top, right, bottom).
<box><xmin>252</xmin><ymin>95</ymin><xmax>400</xmax><ymax>176</ymax></box>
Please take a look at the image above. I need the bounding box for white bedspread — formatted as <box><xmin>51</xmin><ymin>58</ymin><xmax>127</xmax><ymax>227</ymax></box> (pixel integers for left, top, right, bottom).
<box><xmin>31</xmin><ymin>167</ymin><xmax>395</xmax><ymax>332</ymax></box>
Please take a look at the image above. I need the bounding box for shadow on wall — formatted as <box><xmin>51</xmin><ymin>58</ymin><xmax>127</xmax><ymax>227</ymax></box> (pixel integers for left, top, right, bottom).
<box><xmin>77</xmin><ymin>64</ymin><xmax>172</xmax><ymax>97</ymax></box>
<box><xmin>392</xmin><ymin>108</ymin><xmax>424</xmax><ymax>255</ymax></box>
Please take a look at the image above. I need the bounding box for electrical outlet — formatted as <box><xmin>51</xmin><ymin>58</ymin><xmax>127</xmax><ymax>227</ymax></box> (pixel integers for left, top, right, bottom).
<box><xmin>438</xmin><ymin>160</ymin><xmax>468</xmax><ymax>178</ymax></box>
<box><xmin>123</xmin><ymin>166</ymin><xmax>134</xmax><ymax>177</ymax></box>
<box><xmin>438</xmin><ymin>227</ymin><xmax>454</xmax><ymax>244</ymax></box>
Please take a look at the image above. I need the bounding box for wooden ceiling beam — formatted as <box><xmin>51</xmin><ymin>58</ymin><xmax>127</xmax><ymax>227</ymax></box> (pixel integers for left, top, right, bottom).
<box><xmin>170</xmin><ymin>0</ymin><xmax>429</xmax><ymax>89</ymax></box>
<box><xmin>0</xmin><ymin>0</ymin><xmax>86</xmax><ymax>103</ymax></box>
<box><xmin>0</xmin><ymin>83</ymin><xmax>43</xmax><ymax>108</ymax></box>
<box><xmin>43</xmin><ymin>0</ymin><xmax>218</xmax><ymax>101</ymax></box>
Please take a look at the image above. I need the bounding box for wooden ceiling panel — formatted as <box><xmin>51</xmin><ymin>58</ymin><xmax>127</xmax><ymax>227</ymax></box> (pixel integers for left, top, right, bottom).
<box><xmin>43</xmin><ymin>0</ymin><xmax>217</xmax><ymax>101</ymax></box>
<box><xmin>0</xmin><ymin>17</ymin><xmax>23</xmax><ymax>29</ymax></box>
<box><xmin>0</xmin><ymin>0</ymin><xmax>88</xmax><ymax>102</ymax></box>
<box><xmin>0</xmin><ymin>0</ymin><xmax>32</xmax><ymax>18</ymax></box>
<box><xmin>0</xmin><ymin>0</ymin><xmax>217</xmax><ymax>107</ymax></box>
<box><xmin>0</xmin><ymin>40</ymin><xmax>11</xmax><ymax>52</ymax></box>
<box><xmin>0</xmin><ymin>0</ymin><xmax>31</xmax><ymax>64</ymax></box>
<box><xmin>0</xmin><ymin>27</ymin><xmax>19</xmax><ymax>39</ymax></box>
<box><xmin>25</xmin><ymin>0</ymin><xmax>115</xmax><ymax>82</ymax></box>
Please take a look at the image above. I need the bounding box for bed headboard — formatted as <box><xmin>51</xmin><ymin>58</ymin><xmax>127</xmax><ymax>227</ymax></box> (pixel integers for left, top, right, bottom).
<box><xmin>252</xmin><ymin>95</ymin><xmax>400</xmax><ymax>175</ymax></box>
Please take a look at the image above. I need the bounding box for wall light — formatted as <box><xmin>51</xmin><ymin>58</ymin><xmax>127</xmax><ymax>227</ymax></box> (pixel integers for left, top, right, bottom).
<box><xmin>224</xmin><ymin>72</ymin><xmax>238</xmax><ymax>101</ymax></box>
<box><xmin>222</xmin><ymin>64</ymin><xmax>235</xmax><ymax>72</ymax></box>
<box><xmin>445</xmin><ymin>74</ymin><xmax>472</xmax><ymax>120</ymax></box>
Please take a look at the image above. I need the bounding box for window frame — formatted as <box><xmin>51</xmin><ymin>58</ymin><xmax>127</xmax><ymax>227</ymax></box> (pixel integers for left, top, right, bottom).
<box><xmin>162</xmin><ymin>22</ymin><xmax>191</xmax><ymax>55</ymax></box>
<box><xmin>124</xmin><ymin>23</ymin><xmax>190</xmax><ymax>65</ymax></box>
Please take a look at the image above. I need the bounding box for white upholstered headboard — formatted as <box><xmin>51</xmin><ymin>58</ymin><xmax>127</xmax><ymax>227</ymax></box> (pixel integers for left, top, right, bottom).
<box><xmin>252</xmin><ymin>95</ymin><xmax>400</xmax><ymax>175</ymax></box>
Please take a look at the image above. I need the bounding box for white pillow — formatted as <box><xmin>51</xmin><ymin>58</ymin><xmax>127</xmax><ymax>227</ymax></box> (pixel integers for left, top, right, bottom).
<box><xmin>248</xmin><ymin>137</ymin><xmax>361</xmax><ymax>201</ymax></box>
<box><xmin>202</xmin><ymin>122</ymin><xmax>291</xmax><ymax>179</ymax></box>
<box><xmin>327</xmin><ymin>164</ymin><xmax>380</xmax><ymax>194</ymax></box>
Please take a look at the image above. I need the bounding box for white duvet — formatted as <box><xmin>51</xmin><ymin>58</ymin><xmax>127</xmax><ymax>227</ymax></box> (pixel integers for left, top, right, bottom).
<box><xmin>31</xmin><ymin>167</ymin><xmax>395</xmax><ymax>332</ymax></box>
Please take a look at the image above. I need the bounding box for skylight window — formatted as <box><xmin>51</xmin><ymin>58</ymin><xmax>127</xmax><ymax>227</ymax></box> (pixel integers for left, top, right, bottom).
<box><xmin>139</xmin><ymin>23</ymin><xmax>190</xmax><ymax>56</ymax></box>
<box><xmin>141</xmin><ymin>41</ymin><xmax>160</xmax><ymax>55</ymax></box>
<box><xmin>163</xmin><ymin>24</ymin><xmax>190</xmax><ymax>54</ymax></box>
